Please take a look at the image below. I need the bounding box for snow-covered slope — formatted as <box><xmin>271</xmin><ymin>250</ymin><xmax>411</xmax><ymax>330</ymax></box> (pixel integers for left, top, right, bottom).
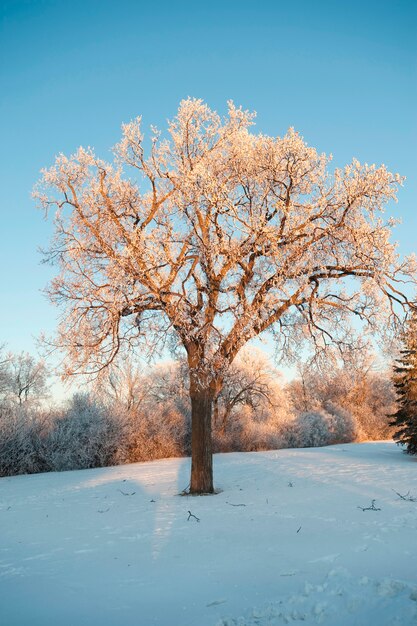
<box><xmin>1</xmin><ymin>442</ymin><xmax>416</xmax><ymax>625</ymax></box>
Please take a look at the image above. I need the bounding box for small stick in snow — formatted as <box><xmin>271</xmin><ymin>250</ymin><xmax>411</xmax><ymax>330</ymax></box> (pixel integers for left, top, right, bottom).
<box><xmin>187</xmin><ymin>510</ymin><xmax>200</xmax><ymax>522</ymax></box>
<box><xmin>226</xmin><ymin>502</ymin><xmax>246</xmax><ymax>507</ymax></box>
<box><xmin>392</xmin><ymin>489</ymin><xmax>417</xmax><ymax>502</ymax></box>
<box><xmin>288</xmin><ymin>482</ymin><xmax>294</xmax><ymax>487</ymax></box>
<box><xmin>206</xmin><ymin>599</ymin><xmax>227</xmax><ymax>607</ymax></box>
<box><xmin>98</xmin><ymin>507</ymin><xmax>110</xmax><ymax>513</ymax></box>
<box><xmin>296</xmin><ymin>526</ymin><xmax>302</xmax><ymax>533</ymax></box>
<box><xmin>357</xmin><ymin>499</ymin><xmax>381</xmax><ymax>512</ymax></box>
<box><xmin>118</xmin><ymin>489</ymin><xmax>136</xmax><ymax>496</ymax></box>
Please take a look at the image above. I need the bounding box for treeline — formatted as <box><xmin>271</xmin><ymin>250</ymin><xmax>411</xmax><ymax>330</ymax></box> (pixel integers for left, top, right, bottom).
<box><xmin>0</xmin><ymin>347</ymin><xmax>395</xmax><ymax>477</ymax></box>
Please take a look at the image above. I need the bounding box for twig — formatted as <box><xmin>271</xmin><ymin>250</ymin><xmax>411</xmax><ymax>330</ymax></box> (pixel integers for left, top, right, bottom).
<box><xmin>392</xmin><ymin>489</ymin><xmax>417</xmax><ymax>502</ymax></box>
<box><xmin>226</xmin><ymin>502</ymin><xmax>246</xmax><ymax>507</ymax></box>
<box><xmin>98</xmin><ymin>507</ymin><xmax>110</xmax><ymax>513</ymax></box>
<box><xmin>187</xmin><ymin>510</ymin><xmax>200</xmax><ymax>522</ymax></box>
<box><xmin>358</xmin><ymin>499</ymin><xmax>381</xmax><ymax>511</ymax></box>
<box><xmin>118</xmin><ymin>489</ymin><xmax>136</xmax><ymax>496</ymax></box>
<box><xmin>296</xmin><ymin>526</ymin><xmax>302</xmax><ymax>533</ymax></box>
<box><xmin>206</xmin><ymin>599</ymin><xmax>227</xmax><ymax>607</ymax></box>
<box><xmin>288</xmin><ymin>482</ymin><xmax>294</xmax><ymax>488</ymax></box>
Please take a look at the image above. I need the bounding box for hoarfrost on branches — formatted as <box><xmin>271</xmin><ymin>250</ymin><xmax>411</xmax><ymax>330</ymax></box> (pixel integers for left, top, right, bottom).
<box><xmin>35</xmin><ymin>98</ymin><xmax>417</xmax><ymax>492</ymax></box>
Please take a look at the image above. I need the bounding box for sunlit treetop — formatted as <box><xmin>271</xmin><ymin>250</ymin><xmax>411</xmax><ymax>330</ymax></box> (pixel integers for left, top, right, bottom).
<box><xmin>35</xmin><ymin>98</ymin><xmax>417</xmax><ymax>384</ymax></box>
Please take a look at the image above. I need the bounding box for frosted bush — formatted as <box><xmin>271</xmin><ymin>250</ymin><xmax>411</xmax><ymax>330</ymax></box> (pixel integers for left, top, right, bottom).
<box><xmin>0</xmin><ymin>404</ymin><xmax>48</xmax><ymax>476</ymax></box>
<box><xmin>41</xmin><ymin>393</ymin><xmax>125</xmax><ymax>471</ymax></box>
<box><xmin>288</xmin><ymin>404</ymin><xmax>358</xmax><ymax>448</ymax></box>
<box><xmin>294</xmin><ymin>411</ymin><xmax>332</xmax><ymax>448</ymax></box>
<box><xmin>277</xmin><ymin>418</ymin><xmax>302</xmax><ymax>449</ymax></box>
<box><xmin>324</xmin><ymin>401</ymin><xmax>358</xmax><ymax>444</ymax></box>
<box><xmin>286</xmin><ymin>361</ymin><xmax>395</xmax><ymax>442</ymax></box>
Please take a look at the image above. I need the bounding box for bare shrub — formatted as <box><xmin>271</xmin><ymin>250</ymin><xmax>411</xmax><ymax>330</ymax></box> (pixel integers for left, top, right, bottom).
<box><xmin>124</xmin><ymin>403</ymin><xmax>190</xmax><ymax>462</ymax></box>
<box><xmin>0</xmin><ymin>404</ymin><xmax>48</xmax><ymax>476</ymax></box>
<box><xmin>212</xmin><ymin>402</ymin><xmax>287</xmax><ymax>453</ymax></box>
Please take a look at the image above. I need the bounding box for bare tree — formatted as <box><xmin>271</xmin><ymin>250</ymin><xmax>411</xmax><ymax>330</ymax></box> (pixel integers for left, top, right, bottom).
<box><xmin>0</xmin><ymin>345</ymin><xmax>11</xmax><ymax>399</ymax></box>
<box><xmin>145</xmin><ymin>360</ymin><xmax>189</xmax><ymax>406</ymax></box>
<box><xmin>94</xmin><ymin>357</ymin><xmax>148</xmax><ymax>413</ymax></box>
<box><xmin>1</xmin><ymin>352</ymin><xmax>49</xmax><ymax>406</ymax></box>
<box><xmin>35</xmin><ymin>98</ymin><xmax>416</xmax><ymax>493</ymax></box>
<box><xmin>213</xmin><ymin>347</ymin><xmax>284</xmax><ymax>435</ymax></box>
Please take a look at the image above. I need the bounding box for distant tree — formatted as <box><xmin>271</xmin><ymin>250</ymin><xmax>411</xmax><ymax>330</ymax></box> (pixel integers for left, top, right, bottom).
<box><xmin>390</xmin><ymin>309</ymin><xmax>417</xmax><ymax>454</ymax></box>
<box><xmin>0</xmin><ymin>346</ymin><xmax>11</xmax><ymax>399</ymax></box>
<box><xmin>95</xmin><ymin>357</ymin><xmax>147</xmax><ymax>413</ymax></box>
<box><xmin>148</xmin><ymin>362</ymin><xmax>193</xmax><ymax>433</ymax></box>
<box><xmin>213</xmin><ymin>347</ymin><xmax>286</xmax><ymax>435</ymax></box>
<box><xmin>146</xmin><ymin>360</ymin><xmax>189</xmax><ymax>408</ymax></box>
<box><xmin>35</xmin><ymin>98</ymin><xmax>416</xmax><ymax>492</ymax></box>
<box><xmin>11</xmin><ymin>353</ymin><xmax>49</xmax><ymax>405</ymax></box>
<box><xmin>0</xmin><ymin>352</ymin><xmax>49</xmax><ymax>406</ymax></box>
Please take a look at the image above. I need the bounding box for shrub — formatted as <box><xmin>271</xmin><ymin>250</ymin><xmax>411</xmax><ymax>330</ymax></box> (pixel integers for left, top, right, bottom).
<box><xmin>0</xmin><ymin>404</ymin><xmax>48</xmax><ymax>476</ymax></box>
<box><xmin>293</xmin><ymin>411</ymin><xmax>333</xmax><ymax>448</ymax></box>
<box><xmin>124</xmin><ymin>402</ymin><xmax>190</xmax><ymax>462</ymax></box>
<box><xmin>324</xmin><ymin>401</ymin><xmax>358</xmax><ymax>444</ymax></box>
<box><xmin>41</xmin><ymin>393</ymin><xmax>125</xmax><ymax>471</ymax></box>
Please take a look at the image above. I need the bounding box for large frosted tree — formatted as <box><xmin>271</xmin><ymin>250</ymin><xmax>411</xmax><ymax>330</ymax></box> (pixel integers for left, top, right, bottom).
<box><xmin>35</xmin><ymin>99</ymin><xmax>416</xmax><ymax>493</ymax></box>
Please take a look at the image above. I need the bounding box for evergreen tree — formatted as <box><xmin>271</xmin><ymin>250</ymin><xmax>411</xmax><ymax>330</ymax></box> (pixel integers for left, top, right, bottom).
<box><xmin>390</xmin><ymin>309</ymin><xmax>417</xmax><ymax>454</ymax></box>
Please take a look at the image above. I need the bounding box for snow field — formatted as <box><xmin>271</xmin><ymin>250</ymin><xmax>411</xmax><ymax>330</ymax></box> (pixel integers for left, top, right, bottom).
<box><xmin>0</xmin><ymin>442</ymin><xmax>416</xmax><ymax>625</ymax></box>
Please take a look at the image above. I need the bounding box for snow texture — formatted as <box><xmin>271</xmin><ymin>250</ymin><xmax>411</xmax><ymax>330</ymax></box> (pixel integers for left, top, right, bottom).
<box><xmin>1</xmin><ymin>442</ymin><xmax>416</xmax><ymax>625</ymax></box>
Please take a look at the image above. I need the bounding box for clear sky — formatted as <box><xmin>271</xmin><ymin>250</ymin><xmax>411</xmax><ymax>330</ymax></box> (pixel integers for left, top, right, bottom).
<box><xmin>0</xmin><ymin>0</ymin><xmax>416</xmax><ymax>375</ymax></box>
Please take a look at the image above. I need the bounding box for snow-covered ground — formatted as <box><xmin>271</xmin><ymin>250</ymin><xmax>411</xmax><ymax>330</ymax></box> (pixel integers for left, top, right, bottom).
<box><xmin>1</xmin><ymin>442</ymin><xmax>416</xmax><ymax>625</ymax></box>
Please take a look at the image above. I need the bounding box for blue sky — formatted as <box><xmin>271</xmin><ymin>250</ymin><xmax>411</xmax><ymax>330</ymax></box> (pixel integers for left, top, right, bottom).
<box><xmin>0</xmin><ymin>0</ymin><xmax>416</xmax><ymax>376</ymax></box>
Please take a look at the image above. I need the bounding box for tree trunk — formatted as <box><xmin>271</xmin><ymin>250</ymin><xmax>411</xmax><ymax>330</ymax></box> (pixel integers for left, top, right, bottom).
<box><xmin>189</xmin><ymin>383</ymin><xmax>214</xmax><ymax>494</ymax></box>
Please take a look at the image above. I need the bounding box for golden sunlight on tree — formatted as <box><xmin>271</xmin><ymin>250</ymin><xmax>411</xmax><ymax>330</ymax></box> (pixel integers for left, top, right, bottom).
<box><xmin>34</xmin><ymin>98</ymin><xmax>417</xmax><ymax>493</ymax></box>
